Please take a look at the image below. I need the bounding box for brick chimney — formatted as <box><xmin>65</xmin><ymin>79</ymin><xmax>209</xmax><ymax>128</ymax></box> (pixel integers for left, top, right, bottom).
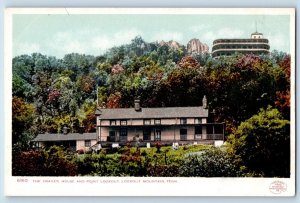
<box><xmin>134</xmin><ymin>99</ymin><xmax>141</xmax><ymax>111</ymax></box>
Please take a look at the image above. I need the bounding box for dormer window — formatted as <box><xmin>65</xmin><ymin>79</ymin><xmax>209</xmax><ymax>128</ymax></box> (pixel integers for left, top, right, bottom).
<box><xmin>180</xmin><ymin>118</ymin><xmax>187</xmax><ymax>124</ymax></box>
<box><xmin>120</xmin><ymin>120</ymin><xmax>127</xmax><ymax>126</ymax></box>
<box><xmin>144</xmin><ymin>119</ymin><xmax>151</xmax><ymax>125</ymax></box>
<box><xmin>154</xmin><ymin>119</ymin><xmax>161</xmax><ymax>125</ymax></box>
<box><xmin>195</xmin><ymin>118</ymin><xmax>202</xmax><ymax>124</ymax></box>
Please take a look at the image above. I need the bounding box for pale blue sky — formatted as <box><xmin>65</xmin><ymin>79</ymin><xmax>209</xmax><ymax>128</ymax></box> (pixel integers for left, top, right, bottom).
<box><xmin>13</xmin><ymin>14</ymin><xmax>291</xmax><ymax>58</ymax></box>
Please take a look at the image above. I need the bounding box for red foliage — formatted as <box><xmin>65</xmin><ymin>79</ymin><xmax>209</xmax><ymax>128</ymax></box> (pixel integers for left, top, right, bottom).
<box><xmin>12</xmin><ymin>150</ymin><xmax>77</xmax><ymax>176</ymax></box>
<box><xmin>178</xmin><ymin>56</ymin><xmax>200</xmax><ymax>69</ymax></box>
<box><xmin>111</xmin><ymin>64</ymin><xmax>124</xmax><ymax>74</ymax></box>
<box><xmin>12</xmin><ymin>150</ymin><xmax>46</xmax><ymax>176</ymax></box>
<box><xmin>120</xmin><ymin>148</ymin><xmax>142</xmax><ymax>163</ymax></box>
<box><xmin>154</xmin><ymin>141</ymin><xmax>162</xmax><ymax>153</ymax></box>
<box><xmin>235</xmin><ymin>54</ymin><xmax>262</xmax><ymax>70</ymax></box>
<box><xmin>82</xmin><ymin>112</ymin><xmax>96</xmax><ymax>133</ymax></box>
<box><xmin>12</xmin><ymin>96</ymin><xmax>33</xmax><ymax>118</ymax></box>
<box><xmin>275</xmin><ymin>90</ymin><xmax>290</xmax><ymax>117</ymax></box>
<box><xmin>47</xmin><ymin>89</ymin><xmax>60</xmax><ymax>103</ymax></box>
<box><xmin>80</xmin><ymin>76</ymin><xmax>95</xmax><ymax>93</ymax></box>
<box><xmin>279</xmin><ymin>55</ymin><xmax>291</xmax><ymax>82</ymax></box>
<box><xmin>106</xmin><ymin>92</ymin><xmax>122</xmax><ymax>108</ymax></box>
<box><xmin>76</xmin><ymin>149</ymin><xmax>84</xmax><ymax>154</ymax></box>
<box><xmin>147</xmin><ymin>165</ymin><xmax>179</xmax><ymax>177</ymax></box>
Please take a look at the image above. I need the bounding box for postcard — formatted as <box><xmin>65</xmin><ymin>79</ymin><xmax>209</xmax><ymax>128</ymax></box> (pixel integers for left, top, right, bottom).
<box><xmin>4</xmin><ymin>8</ymin><xmax>295</xmax><ymax>196</ymax></box>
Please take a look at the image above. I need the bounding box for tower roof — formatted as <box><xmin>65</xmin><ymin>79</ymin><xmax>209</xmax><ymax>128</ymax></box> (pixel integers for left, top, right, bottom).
<box><xmin>251</xmin><ymin>32</ymin><xmax>263</xmax><ymax>35</ymax></box>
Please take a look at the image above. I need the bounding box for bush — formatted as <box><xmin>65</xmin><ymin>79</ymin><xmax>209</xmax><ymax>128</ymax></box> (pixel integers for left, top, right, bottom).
<box><xmin>76</xmin><ymin>149</ymin><xmax>84</xmax><ymax>154</ymax></box>
<box><xmin>179</xmin><ymin>148</ymin><xmax>240</xmax><ymax>177</ymax></box>
<box><xmin>12</xmin><ymin>146</ymin><xmax>77</xmax><ymax>176</ymax></box>
<box><xmin>227</xmin><ymin>107</ymin><xmax>290</xmax><ymax>177</ymax></box>
<box><xmin>147</xmin><ymin>164</ymin><xmax>179</xmax><ymax>177</ymax></box>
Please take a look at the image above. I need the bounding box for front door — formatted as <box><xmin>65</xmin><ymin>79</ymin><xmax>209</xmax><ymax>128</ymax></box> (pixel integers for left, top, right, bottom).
<box><xmin>119</xmin><ymin>128</ymin><xmax>127</xmax><ymax>142</ymax></box>
<box><xmin>154</xmin><ymin>129</ymin><xmax>161</xmax><ymax>141</ymax></box>
<box><xmin>143</xmin><ymin>128</ymin><xmax>151</xmax><ymax>141</ymax></box>
<box><xmin>180</xmin><ymin>129</ymin><xmax>187</xmax><ymax>141</ymax></box>
<box><xmin>195</xmin><ymin>126</ymin><xmax>202</xmax><ymax>140</ymax></box>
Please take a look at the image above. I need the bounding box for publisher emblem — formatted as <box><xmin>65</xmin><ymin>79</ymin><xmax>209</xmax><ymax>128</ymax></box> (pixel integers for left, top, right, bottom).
<box><xmin>269</xmin><ymin>181</ymin><xmax>287</xmax><ymax>194</ymax></box>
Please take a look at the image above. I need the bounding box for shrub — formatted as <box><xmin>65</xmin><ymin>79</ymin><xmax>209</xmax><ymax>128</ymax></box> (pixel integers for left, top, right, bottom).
<box><xmin>12</xmin><ymin>146</ymin><xmax>77</xmax><ymax>176</ymax></box>
<box><xmin>155</xmin><ymin>142</ymin><xmax>162</xmax><ymax>153</ymax></box>
<box><xmin>147</xmin><ymin>164</ymin><xmax>179</xmax><ymax>177</ymax></box>
<box><xmin>227</xmin><ymin>107</ymin><xmax>290</xmax><ymax>177</ymax></box>
<box><xmin>179</xmin><ymin>148</ymin><xmax>240</xmax><ymax>177</ymax></box>
<box><xmin>76</xmin><ymin>149</ymin><xmax>84</xmax><ymax>154</ymax></box>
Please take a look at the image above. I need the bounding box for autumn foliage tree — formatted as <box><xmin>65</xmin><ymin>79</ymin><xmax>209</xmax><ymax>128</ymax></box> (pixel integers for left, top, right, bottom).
<box><xmin>12</xmin><ymin>96</ymin><xmax>35</xmax><ymax>150</ymax></box>
<box><xmin>178</xmin><ymin>55</ymin><xmax>200</xmax><ymax>69</ymax></box>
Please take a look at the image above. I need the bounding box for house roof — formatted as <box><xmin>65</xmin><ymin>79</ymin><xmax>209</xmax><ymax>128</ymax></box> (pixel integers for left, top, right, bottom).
<box><xmin>32</xmin><ymin>133</ymin><xmax>97</xmax><ymax>142</ymax></box>
<box><xmin>95</xmin><ymin>106</ymin><xmax>209</xmax><ymax>119</ymax></box>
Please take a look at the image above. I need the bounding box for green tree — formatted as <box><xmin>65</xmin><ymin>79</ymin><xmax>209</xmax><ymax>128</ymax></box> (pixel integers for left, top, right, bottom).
<box><xmin>227</xmin><ymin>107</ymin><xmax>290</xmax><ymax>177</ymax></box>
<box><xmin>12</xmin><ymin>96</ymin><xmax>35</xmax><ymax>150</ymax></box>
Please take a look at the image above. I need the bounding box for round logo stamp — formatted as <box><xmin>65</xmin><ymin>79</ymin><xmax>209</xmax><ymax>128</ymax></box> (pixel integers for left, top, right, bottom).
<box><xmin>269</xmin><ymin>181</ymin><xmax>287</xmax><ymax>194</ymax></box>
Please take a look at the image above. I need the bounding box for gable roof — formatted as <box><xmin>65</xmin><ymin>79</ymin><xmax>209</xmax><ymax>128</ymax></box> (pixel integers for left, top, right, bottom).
<box><xmin>33</xmin><ymin>133</ymin><xmax>97</xmax><ymax>142</ymax></box>
<box><xmin>95</xmin><ymin>106</ymin><xmax>208</xmax><ymax>119</ymax></box>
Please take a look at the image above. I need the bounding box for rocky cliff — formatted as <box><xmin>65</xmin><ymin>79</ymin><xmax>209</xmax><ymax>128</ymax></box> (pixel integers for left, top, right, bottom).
<box><xmin>159</xmin><ymin>40</ymin><xmax>182</xmax><ymax>50</ymax></box>
<box><xmin>187</xmin><ymin>39</ymin><xmax>209</xmax><ymax>54</ymax></box>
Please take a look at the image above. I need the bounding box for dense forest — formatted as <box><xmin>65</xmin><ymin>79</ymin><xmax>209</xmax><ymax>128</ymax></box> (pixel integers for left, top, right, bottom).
<box><xmin>12</xmin><ymin>36</ymin><xmax>291</xmax><ymax>177</ymax></box>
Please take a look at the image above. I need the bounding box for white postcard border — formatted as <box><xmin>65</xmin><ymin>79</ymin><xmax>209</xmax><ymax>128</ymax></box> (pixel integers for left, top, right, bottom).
<box><xmin>4</xmin><ymin>8</ymin><xmax>296</xmax><ymax>196</ymax></box>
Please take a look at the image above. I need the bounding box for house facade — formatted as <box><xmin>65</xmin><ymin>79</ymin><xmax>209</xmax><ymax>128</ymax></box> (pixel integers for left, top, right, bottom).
<box><xmin>95</xmin><ymin>96</ymin><xmax>224</xmax><ymax>146</ymax></box>
<box><xmin>212</xmin><ymin>32</ymin><xmax>270</xmax><ymax>58</ymax></box>
<box><xmin>32</xmin><ymin>96</ymin><xmax>224</xmax><ymax>150</ymax></box>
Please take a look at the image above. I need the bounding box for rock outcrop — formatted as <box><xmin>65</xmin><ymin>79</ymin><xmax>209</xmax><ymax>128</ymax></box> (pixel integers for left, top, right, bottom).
<box><xmin>159</xmin><ymin>40</ymin><xmax>182</xmax><ymax>50</ymax></box>
<box><xmin>187</xmin><ymin>39</ymin><xmax>209</xmax><ymax>54</ymax></box>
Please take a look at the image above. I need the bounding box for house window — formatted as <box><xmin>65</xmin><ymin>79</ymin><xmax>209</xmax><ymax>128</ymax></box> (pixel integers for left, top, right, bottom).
<box><xmin>144</xmin><ymin>119</ymin><xmax>151</xmax><ymax>125</ymax></box>
<box><xmin>119</xmin><ymin>128</ymin><xmax>128</xmax><ymax>142</ymax></box>
<box><xmin>194</xmin><ymin>118</ymin><xmax>202</xmax><ymax>124</ymax></box>
<box><xmin>180</xmin><ymin>118</ymin><xmax>187</xmax><ymax>125</ymax></box>
<box><xmin>120</xmin><ymin>120</ymin><xmax>127</xmax><ymax>126</ymax></box>
<box><xmin>109</xmin><ymin>131</ymin><xmax>116</xmax><ymax>142</ymax></box>
<box><xmin>214</xmin><ymin>124</ymin><xmax>224</xmax><ymax>134</ymax></box>
<box><xmin>109</xmin><ymin>131</ymin><xmax>115</xmax><ymax>137</ymax></box>
<box><xmin>154</xmin><ymin>129</ymin><xmax>161</xmax><ymax>141</ymax></box>
<box><xmin>154</xmin><ymin>119</ymin><xmax>161</xmax><ymax>125</ymax></box>
<box><xmin>110</xmin><ymin>120</ymin><xmax>116</xmax><ymax>126</ymax></box>
<box><xmin>207</xmin><ymin>125</ymin><xmax>214</xmax><ymax>134</ymax></box>
<box><xmin>85</xmin><ymin>140</ymin><xmax>91</xmax><ymax>147</ymax></box>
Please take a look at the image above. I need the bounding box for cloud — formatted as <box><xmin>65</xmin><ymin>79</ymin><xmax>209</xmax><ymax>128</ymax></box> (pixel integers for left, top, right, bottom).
<box><xmin>92</xmin><ymin>28</ymin><xmax>143</xmax><ymax>53</ymax></box>
<box><xmin>14</xmin><ymin>42</ymin><xmax>41</xmax><ymax>56</ymax></box>
<box><xmin>267</xmin><ymin>33</ymin><xmax>289</xmax><ymax>52</ymax></box>
<box><xmin>189</xmin><ymin>25</ymin><xmax>209</xmax><ymax>33</ymax></box>
<box><xmin>202</xmin><ymin>28</ymin><xmax>245</xmax><ymax>43</ymax></box>
<box><xmin>28</xmin><ymin>28</ymin><xmax>144</xmax><ymax>58</ymax></box>
<box><xmin>49</xmin><ymin>32</ymin><xmax>88</xmax><ymax>55</ymax></box>
<box><xmin>217</xmin><ymin>28</ymin><xmax>244</xmax><ymax>38</ymax></box>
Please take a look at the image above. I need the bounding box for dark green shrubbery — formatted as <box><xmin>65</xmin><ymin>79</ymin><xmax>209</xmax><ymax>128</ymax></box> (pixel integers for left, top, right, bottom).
<box><xmin>179</xmin><ymin>148</ymin><xmax>241</xmax><ymax>177</ymax></box>
<box><xmin>227</xmin><ymin>107</ymin><xmax>290</xmax><ymax>177</ymax></box>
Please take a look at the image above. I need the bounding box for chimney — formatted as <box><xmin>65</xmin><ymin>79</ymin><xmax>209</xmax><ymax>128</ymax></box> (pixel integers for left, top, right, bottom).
<box><xmin>63</xmin><ymin>126</ymin><xmax>68</xmax><ymax>135</ymax></box>
<box><xmin>202</xmin><ymin>95</ymin><xmax>208</xmax><ymax>109</ymax></box>
<box><xmin>134</xmin><ymin>99</ymin><xmax>141</xmax><ymax>111</ymax></box>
